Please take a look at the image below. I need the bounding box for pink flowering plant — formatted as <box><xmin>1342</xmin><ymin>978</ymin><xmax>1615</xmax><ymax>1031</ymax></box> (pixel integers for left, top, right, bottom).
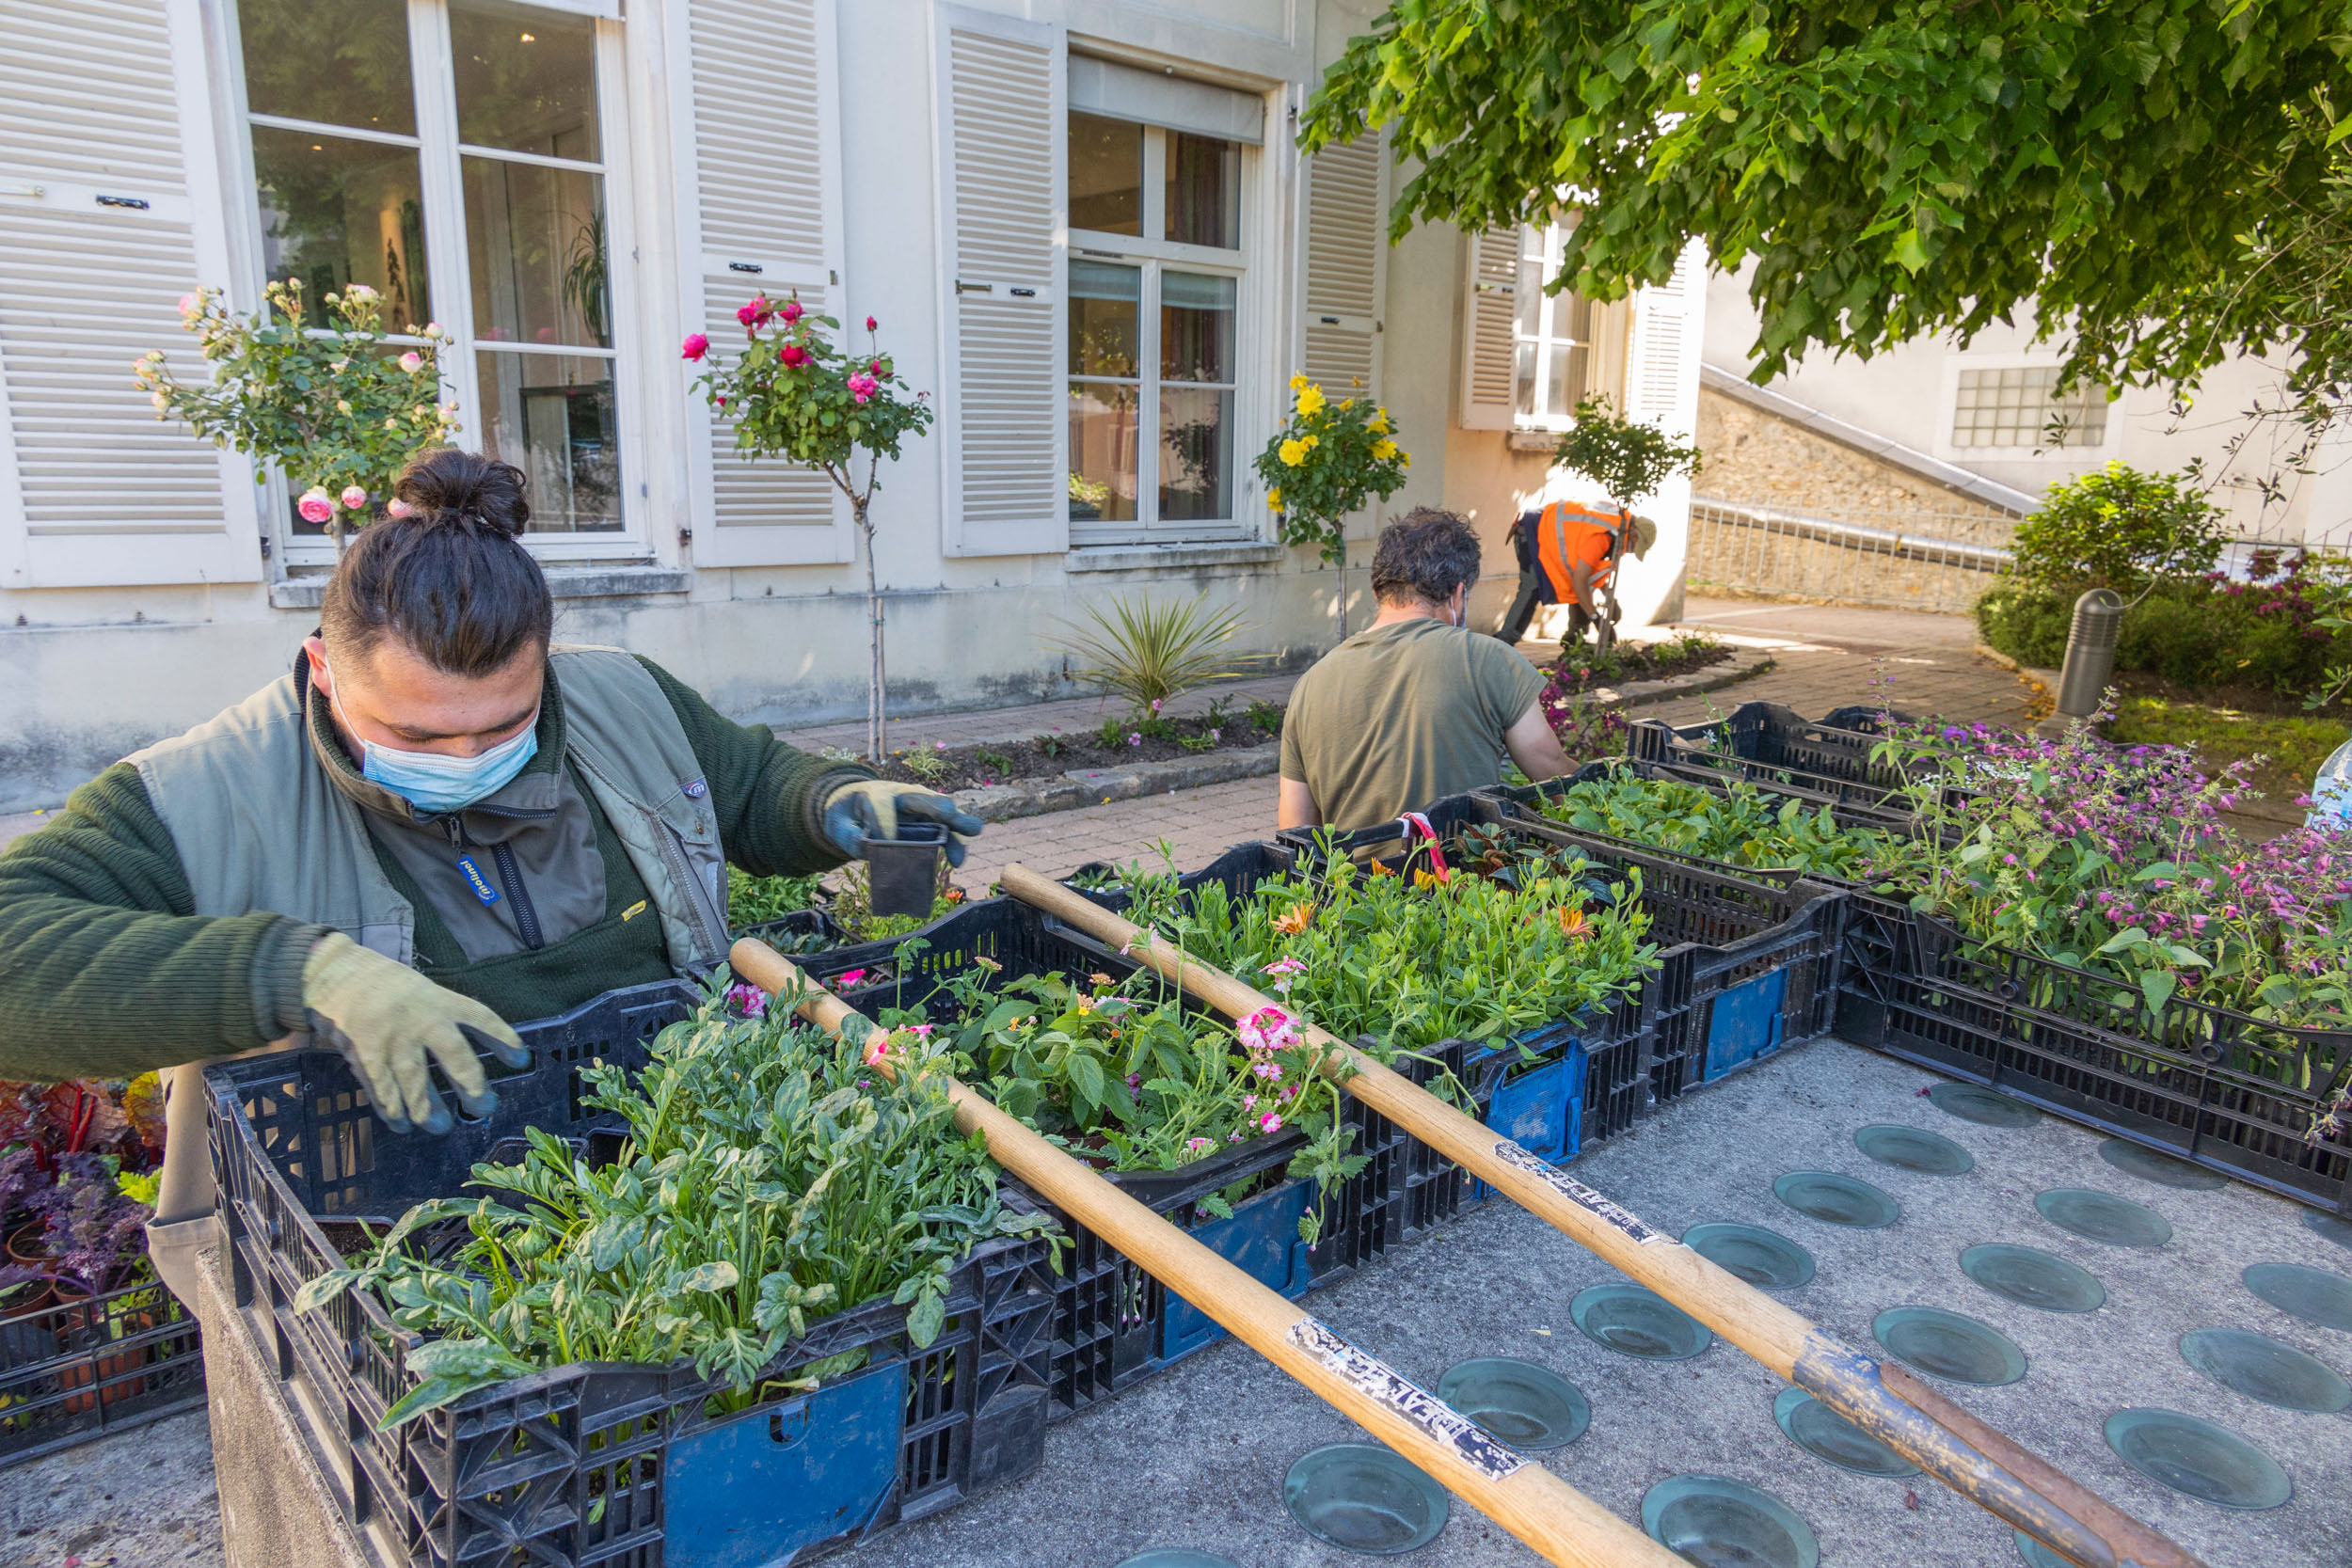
<box><xmin>690</xmin><ymin>295</ymin><xmax>934</xmax><ymax>760</ymax></box>
<box><xmin>135</xmin><ymin>280</ymin><xmax>458</xmax><ymax>552</ymax></box>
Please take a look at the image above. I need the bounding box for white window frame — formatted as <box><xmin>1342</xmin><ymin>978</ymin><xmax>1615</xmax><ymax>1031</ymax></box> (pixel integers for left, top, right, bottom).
<box><xmin>1934</xmin><ymin>351</ymin><xmax>2122</xmax><ymax>462</ymax></box>
<box><xmin>1067</xmin><ymin>118</ymin><xmax>1258</xmax><ymax>547</ymax></box>
<box><xmin>1508</xmin><ymin>220</ymin><xmax>1628</xmax><ymax>435</ymax></box>
<box><xmin>222</xmin><ymin>0</ymin><xmax>649</xmax><ymax>569</ymax></box>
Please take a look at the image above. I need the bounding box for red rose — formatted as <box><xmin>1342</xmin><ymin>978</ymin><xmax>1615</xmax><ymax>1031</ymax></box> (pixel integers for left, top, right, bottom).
<box><xmin>778</xmin><ymin>343</ymin><xmax>809</xmax><ymax>368</ymax></box>
<box><xmin>866</xmin><ymin>316</ymin><xmax>877</xmax><ymax>331</ymax></box>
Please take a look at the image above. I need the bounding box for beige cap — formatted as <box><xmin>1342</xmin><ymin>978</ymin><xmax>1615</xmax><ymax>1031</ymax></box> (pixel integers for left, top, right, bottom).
<box><xmin>1627</xmin><ymin>515</ymin><xmax>1659</xmax><ymax>559</ymax></box>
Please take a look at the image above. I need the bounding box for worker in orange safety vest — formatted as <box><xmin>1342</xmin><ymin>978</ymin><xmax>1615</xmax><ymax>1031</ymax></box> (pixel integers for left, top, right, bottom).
<box><xmin>1495</xmin><ymin>499</ymin><xmax>1657</xmax><ymax>648</ymax></box>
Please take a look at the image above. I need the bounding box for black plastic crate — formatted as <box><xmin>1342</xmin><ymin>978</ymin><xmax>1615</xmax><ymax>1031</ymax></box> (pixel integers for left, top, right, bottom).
<box><xmin>1625</xmin><ymin>701</ymin><xmax>1941</xmax><ymax>812</ymax></box>
<box><xmin>796</xmin><ymin>895</ymin><xmax>1133</xmax><ymax>1021</ymax></box>
<box><xmin>1066</xmin><ymin>840</ymin><xmax>1297</xmax><ymax>911</ymax></box>
<box><xmin>1839</xmin><ymin>905</ymin><xmax>2352</xmax><ymax>1214</ymax></box>
<box><xmin>0</xmin><ymin>1277</ymin><xmax>205</xmax><ymax>1466</ymax></box>
<box><xmin>204</xmin><ymin>979</ymin><xmax>1057</xmax><ymax>1568</ymax></box>
<box><xmin>733</xmin><ymin>904</ymin><xmax>845</xmax><ymax>953</ymax></box>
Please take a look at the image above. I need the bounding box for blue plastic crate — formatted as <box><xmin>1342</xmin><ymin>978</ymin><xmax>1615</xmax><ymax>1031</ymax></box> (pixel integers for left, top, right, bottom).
<box><xmin>665</xmin><ymin>1358</ymin><xmax>909</xmax><ymax>1567</ymax></box>
<box><xmin>1703</xmin><ymin>968</ymin><xmax>1788</xmax><ymax>1081</ymax></box>
<box><xmin>1159</xmin><ymin>1177</ymin><xmax>1317</xmax><ymax>1362</ymax></box>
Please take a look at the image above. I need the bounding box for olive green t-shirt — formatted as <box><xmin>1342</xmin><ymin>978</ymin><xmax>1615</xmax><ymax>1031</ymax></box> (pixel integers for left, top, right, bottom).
<box><xmin>1279</xmin><ymin>617</ymin><xmax>1549</xmax><ymax>831</ymax></box>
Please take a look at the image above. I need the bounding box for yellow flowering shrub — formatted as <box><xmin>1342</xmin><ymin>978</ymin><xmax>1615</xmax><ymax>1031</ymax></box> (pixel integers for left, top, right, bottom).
<box><xmin>1250</xmin><ymin>375</ymin><xmax>1411</xmax><ymax>565</ymax></box>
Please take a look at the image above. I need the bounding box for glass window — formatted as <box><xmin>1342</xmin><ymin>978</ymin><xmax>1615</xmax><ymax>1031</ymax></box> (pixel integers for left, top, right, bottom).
<box><xmin>238</xmin><ymin>0</ymin><xmax>416</xmax><ymax>135</ymax></box>
<box><xmin>1069</xmin><ymin>261</ymin><xmax>1141</xmax><ymax>523</ymax></box>
<box><xmin>1159</xmin><ymin>272</ymin><xmax>1233</xmax><ymax>520</ymax></box>
<box><xmin>1166</xmin><ymin>134</ymin><xmax>1240</xmax><ymax>249</ymax></box>
<box><xmin>1512</xmin><ymin>223</ymin><xmax>1625</xmax><ymax>426</ymax></box>
<box><xmin>450</xmin><ymin>0</ymin><xmax>601</xmax><ymax>160</ymax></box>
<box><xmin>1950</xmin><ymin>366</ymin><xmax>2108</xmax><ymax>448</ymax></box>
<box><xmin>250</xmin><ymin>128</ymin><xmax>431</xmax><ymax>327</ymax></box>
<box><xmin>239</xmin><ymin>0</ymin><xmax>628</xmax><ymax>545</ymax></box>
<box><xmin>1070</xmin><ymin>114</ymin><xmax>1143</xmax><ymax>236</ymax></box>
<box><xmin>475</xmin><ymin>353</ymin><xmax>621</xmax><ymax>531</ymax></box>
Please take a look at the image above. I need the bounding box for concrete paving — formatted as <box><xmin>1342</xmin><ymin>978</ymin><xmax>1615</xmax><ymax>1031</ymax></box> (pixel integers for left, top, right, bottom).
<box><xmin>15</xmin><ymin>1040</ymin><xmax>2345</xmax><ymax>1568</ymax></box>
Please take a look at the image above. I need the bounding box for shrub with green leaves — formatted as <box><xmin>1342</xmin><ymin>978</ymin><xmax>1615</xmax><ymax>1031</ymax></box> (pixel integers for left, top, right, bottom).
<box><xmin>298</xmin><ymin>996</ymin><xmax>1055</xmax><ymax>1426</ymax></box>
<box><xmin>1534</xmin><ymin>769</ymin><xmax>1886</xmax><ymax>880</ymax></box>
<box><xmin>1551</xmin><ymin>397</ymin><xmax>1701</xmax><ymax>519</ymax></box>
<box><xmin>2008</xmin><ymin>464</ymin><xmax>2226</xmax><ymax>592</ymax></box>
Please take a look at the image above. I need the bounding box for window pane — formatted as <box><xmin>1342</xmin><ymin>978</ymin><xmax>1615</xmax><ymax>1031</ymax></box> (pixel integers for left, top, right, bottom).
<box><xmin>1161</xmin><ymin>271</ymin><xmax>1234</xmax><ymax>384</ymax></box>
<box><xmin>1070</xmin><ymin>113</ymin><xmax>1143</xmax><ymax>235</ymax></box>
<box><xmin>474</xmin><ymin>352</ymin><xmax>622</xmax><ymax>531</ymax></box>
<box><xmin>1166</xmin><ymin>133</ymin><xmax>1239</xmax><ymax>249</ymax></box>
<box><xmin>1514</xmin><ymin>340</ymin><xmax>1537</xmax><ymax>419</ymax></box>
<box><xmin>464</xmin><ymin>157</ymin><xmax>609</xmax><ymax>347</ymax></box>
<box><xmin>239</xmin><ymin>0</ymin><xmax>415</xmax><ymax>135</ymax></box>
<box><xmin>1159</xmin><ymin>386</ymin><xmax>1232</xmax><ymax>521</ymax></box>
<box><xmin>1548</xmin><ymin>342</ymin><xmax>1589</xmax><ymax>415</ymax></box>
<box><xmin>450</xmin><ymin>0</ymin><xmax>601</xmax><ymax>161</ymax></box>
<box><xmin>1069</xmin><ymin>261</ymin><xmax>1141</xmax><ymax>376</ymax></box>
<box><xmin>251</xmin><ymin>127</ymin><xmax>431</xmax><ymax>327</ymax></box>
<box><xmin>1069</xmin><ymin>382</ymin><xmax>1139</xmax><ymax>522</ymax></box>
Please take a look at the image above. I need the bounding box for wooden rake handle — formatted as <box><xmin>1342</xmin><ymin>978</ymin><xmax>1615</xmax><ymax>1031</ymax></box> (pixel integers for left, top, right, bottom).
<box><xmin>728</xmin><ymin>937</ymin><xmax>1682</xmax><ymax>1568</ymax></box>
<box><xmin>999</xmin><ymin>863</ymin><xmax>2208</xmax><ymax>1568</ymax></box>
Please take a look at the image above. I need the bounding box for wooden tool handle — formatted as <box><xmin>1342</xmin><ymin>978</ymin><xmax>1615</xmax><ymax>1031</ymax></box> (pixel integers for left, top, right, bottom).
<box><xmin>728</xmin><ymin>938</ymin><xmax>1681</xmax><ymax>1568</ymax></box>
<box><xmin>1000</xmin><ymin>864</ymin><xmax>2204</xmax><ymax>1568</ymax></box>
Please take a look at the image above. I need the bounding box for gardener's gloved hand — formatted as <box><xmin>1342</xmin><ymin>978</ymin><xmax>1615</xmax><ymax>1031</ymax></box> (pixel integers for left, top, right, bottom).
<box><xmin>820</xmin><ymin>779</ymin><xmax>984</xmax><ymax>867</ymax></box>
<box><xmin>302</xmin><ymin>932</ymin><xmax>529</xmax><ymax>1134</ymax></box>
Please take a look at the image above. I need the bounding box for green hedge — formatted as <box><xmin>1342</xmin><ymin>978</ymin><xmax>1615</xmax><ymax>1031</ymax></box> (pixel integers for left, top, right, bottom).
<box><xmin>1976</xmin><ymin>576</ymin><xmax>2338</xmax><ymax>698</ymax></box>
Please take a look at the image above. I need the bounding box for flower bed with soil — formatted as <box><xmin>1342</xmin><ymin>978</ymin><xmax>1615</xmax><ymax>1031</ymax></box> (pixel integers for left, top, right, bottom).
<box><xmin>860</xmin><ymin>701</ymin><xmax>1285</xmax><ymax>793</ymax></box>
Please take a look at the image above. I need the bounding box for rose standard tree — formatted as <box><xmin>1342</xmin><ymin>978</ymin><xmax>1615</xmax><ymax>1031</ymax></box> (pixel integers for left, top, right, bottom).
<box><xmin>136</xmin><ymin>280</ymin><xmax>458</xmax><ymax>551</ymax></box>
<box><xmin>1253</xmin><ymin>376</ymin><xmax>1410</xmax><ymax>641</ymax></box>
<box><xmin>689</xmin><ymin>296</ymin><xmax>933</xmax><ymax>761</ymax></box>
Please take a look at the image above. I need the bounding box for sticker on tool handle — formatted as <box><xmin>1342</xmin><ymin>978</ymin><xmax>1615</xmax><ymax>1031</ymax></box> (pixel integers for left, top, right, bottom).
<box><xmin>1489</xmin><ymin>1140</ymin><xmax>1663</xmax><ymax>1243</ymax></box>
<box><xmin>1285</xmin><ymin>1319</ymin><xmax>1527</xmax><ymax>1481</ymax></box>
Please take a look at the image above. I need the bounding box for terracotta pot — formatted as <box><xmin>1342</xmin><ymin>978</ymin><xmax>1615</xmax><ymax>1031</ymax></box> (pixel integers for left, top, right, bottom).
<box><xmin>5</xmin><ymin>1224</ymin><xmax>155</xmax><ymax>1412</ymax></box>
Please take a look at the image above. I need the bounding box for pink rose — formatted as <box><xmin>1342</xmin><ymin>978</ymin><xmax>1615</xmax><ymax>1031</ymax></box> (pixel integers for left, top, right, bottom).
<box><xmin>778</xmin><ymin>343</ymin><xmax>809</xmax><ymax>368</ymax></box>
<box><xmin>847</xmin><ymin>371</ymin><xmax>879</xmax><ymax>404</ymax></box>
<box><xmin>296</xmin><ymin>489</ymin><xmax>334</xmax><ymax>525</ymax></box>
<box><xmin>340</xmin><ymin>485</ymin><xmax>367</xmax><ymax>510</ymax></box>
<box><xmin>737</xmin><ymin>297</ymin><xmax>772</xmax><ymax>332</ymax></box>
<box><xmin>680</xmin><ymin>333</ymin><xmax>709</xmax><ymax>361</ymax></box>
<box><xmin>387</xmin><ymin>499</ymin><xmax>415</xmax><ymax>518</ymax></box>
<box><xmin>397</xmin><ymin>351</ymin><xmax>423</xmax><ymax>373</ymax></box>
<box><xmin>178</xmin><ymin>292</ymin><xmax>200</xmax><ymax>318</ymax></box>
<box><xmin>780</xmin><ymin>298</ymin><xmax>803</xmax><ymax>324</ymax></box>
<box><xmin>866</xmin><ymin>316</ymin><xmax>878</xmax><ymax>332</ymax></box>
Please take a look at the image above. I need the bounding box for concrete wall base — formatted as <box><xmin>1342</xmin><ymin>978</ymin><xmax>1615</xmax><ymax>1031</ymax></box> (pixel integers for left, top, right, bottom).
<box><xmin>185</xmin><ymin>1227</ymin><xmax>376</xmax><ymax>1568</ymax></box>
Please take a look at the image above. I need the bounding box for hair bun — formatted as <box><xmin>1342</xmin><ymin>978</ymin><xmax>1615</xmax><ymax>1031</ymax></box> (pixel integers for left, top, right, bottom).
<box><xmin>389</xmin><ymin>447</ymin><xmax>532</xmax><ymax>538</ymax></box>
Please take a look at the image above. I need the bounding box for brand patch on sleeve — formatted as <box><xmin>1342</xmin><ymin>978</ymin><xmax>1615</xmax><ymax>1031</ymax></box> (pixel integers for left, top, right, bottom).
<box><xmin>681</xmin><ymin>777</ymin><xmax>707</xmax><ymax>800</ymax></box>
<box><xmin>620</xmin><ymin>900</ymin><xmax>648</xmax><ymax>923</ymax></box>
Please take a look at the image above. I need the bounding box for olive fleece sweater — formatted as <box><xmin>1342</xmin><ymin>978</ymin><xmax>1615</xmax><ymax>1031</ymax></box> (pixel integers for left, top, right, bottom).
<box><xmin>0</xmin><ymin>657</ymin><xmax>861</xmax><ymax>1081</ymax></box>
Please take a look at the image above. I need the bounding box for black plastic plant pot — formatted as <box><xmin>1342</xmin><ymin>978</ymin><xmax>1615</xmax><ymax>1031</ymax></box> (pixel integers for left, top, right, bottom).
<box><xmin>866</xmin><ymin>822</ymin><xmax>948</xmax><ymax>917</ymax></box>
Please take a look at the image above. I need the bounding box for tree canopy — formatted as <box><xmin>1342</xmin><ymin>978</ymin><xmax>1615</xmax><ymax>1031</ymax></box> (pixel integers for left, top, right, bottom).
<box><xmin>1304</xmin><ymin>1</ymin><xmax>2352</xmax><ymax>413</ymax></box>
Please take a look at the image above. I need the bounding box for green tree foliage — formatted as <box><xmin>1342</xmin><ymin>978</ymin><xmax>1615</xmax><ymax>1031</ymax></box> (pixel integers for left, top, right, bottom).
<box><xmin>1304</xmin><ymin>1</ymin><xmax>2352</xmax><ymax>409</ymax></box>
<box><xmin>1551</xmin><ymin>397</ymin><xmax>1702</xmax><ymax>518</ymax></box>
<box><xmin>2008</xmin><ymin>463</ymin><xmax>2226</xmax><ymax>593</ymax></box>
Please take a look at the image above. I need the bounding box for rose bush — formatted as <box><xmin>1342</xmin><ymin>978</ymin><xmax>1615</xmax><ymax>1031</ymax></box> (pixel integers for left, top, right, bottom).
<box><xmin>136</xmin><ymin>280</ymin><xmax>457</xmax><ymax>549</ymax></box>
<box><xmin>1252</xmin><ymin>376</ymin><xmax>1410</xmax><ymax>638</ymax></box>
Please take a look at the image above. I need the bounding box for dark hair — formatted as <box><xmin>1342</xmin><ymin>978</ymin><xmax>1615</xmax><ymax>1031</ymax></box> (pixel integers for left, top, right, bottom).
<box><xmin>320</xmin><ymin>448</ymin><xmax>552</xmax><ymax>677</ymax></box>
<box><xmin>1370</xmin><ymin>507</ymin><xmax>1481</xmax><ymax>607</ymax></box>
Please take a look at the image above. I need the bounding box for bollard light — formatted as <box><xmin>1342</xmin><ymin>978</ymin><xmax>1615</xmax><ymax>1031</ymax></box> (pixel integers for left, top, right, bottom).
<box><xmin>2054</xmin><ymin>588</ymin><xmax>2126</xmax><ymax>720</ymax></box>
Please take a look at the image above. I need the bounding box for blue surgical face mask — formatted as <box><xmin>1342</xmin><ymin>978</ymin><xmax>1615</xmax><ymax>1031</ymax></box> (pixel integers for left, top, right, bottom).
<box><xmin>323</xmin><ymin>660</ymin><xmax>539</xmax><ymax>815</ymax></box>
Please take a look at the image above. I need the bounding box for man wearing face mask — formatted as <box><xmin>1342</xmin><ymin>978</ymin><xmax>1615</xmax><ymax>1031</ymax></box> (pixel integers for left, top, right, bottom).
<box><xmin>0</xmin><ymin>449</ymin><xmax>977</xmax><ymax>1232</ymax></box>
<box><xmin>1278</xmin><ymin>507</ymin><xmax>1571</xmax><ymax>832</ymax></box>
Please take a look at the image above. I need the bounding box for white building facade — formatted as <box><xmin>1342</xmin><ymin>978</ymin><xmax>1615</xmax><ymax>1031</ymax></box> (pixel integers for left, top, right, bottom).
<box><xmin>0</xmin><ymin>0</ymin><xmax>1702</xmax><ymax>812</ymax></box>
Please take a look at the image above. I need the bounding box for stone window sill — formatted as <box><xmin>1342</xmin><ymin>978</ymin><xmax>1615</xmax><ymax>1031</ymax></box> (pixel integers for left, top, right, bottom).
<box><xmin>269</xmin><ymin>564</ymin><xmax>691</xmax><ymax>610</ymax></box>
<box><xmin>1066</xmin><ymin>541</ymin><xmax>1285</xmax><ymax>574</ymax></box>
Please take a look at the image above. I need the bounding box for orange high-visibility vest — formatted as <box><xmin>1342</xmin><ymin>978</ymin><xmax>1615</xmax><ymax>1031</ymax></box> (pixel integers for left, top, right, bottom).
<box><xmin>1534</xmin><ymin>500</ymin><xmax>1627</xmax><ymax>602</ymax></box>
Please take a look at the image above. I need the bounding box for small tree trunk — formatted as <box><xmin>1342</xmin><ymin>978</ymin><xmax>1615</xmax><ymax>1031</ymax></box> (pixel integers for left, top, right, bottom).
<box><xmin>857</xmin><ymin>498</ymin><xmax>886</xmax><ymax>762</ymax></box>
<box><xmin>1335</xmin><ymin>548</ymin><xmax>1347</xmax><ymax>643</ymax></box>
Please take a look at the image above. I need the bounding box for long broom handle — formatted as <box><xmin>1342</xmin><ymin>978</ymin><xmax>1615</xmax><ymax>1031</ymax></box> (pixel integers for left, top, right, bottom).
<box><xmin>729</xmin><ymin>937</ymin><xmax>1683</xmax><ymax>1568</ymax></box>
<box><xmin>1001</xmin><ymin>863</ymin><xmax>2206</xmax><ymax>1568</ymax></box>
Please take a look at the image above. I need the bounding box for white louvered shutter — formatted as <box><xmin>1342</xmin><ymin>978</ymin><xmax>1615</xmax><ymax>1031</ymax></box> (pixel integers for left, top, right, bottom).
<box><xmin>0</xmin><ymin>0</ymin><xmax>255</xmax><ymax>589</ymax></box>
<box><xmin>671</xmin><ymin>0</ymin><xmax>850</xmax><ymax>567</ymax></box>
<box><xmin>1456</xmin><ymin>222</ymin><xmax>1518</xmax><ymax>431</ymax></box>
<box><xmin>1300</xmin><ymin>132</ymin><xmax>1386</xmax><ymax>401</ymax></box>
<box><xmin>1625</xmin><ymin>240</ymin><xmax>1705</xmax><ymax>439</ymax></box>
<box><xmin>931</xmin><ymin>5</ymin><xmax>1065</xmax><ymax>558</ymax></box>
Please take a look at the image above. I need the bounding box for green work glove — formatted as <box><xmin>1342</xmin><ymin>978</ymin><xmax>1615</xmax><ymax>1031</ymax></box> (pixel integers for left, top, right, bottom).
<box><xmin>820</xmin><ymin>779</ymin><xmax>984</xmax><ymax>867</ymax></box>
<box><xmin>301</xmin><ymin>932</ymin><xmax>530</xmax><ymax>1135</ymax></box>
